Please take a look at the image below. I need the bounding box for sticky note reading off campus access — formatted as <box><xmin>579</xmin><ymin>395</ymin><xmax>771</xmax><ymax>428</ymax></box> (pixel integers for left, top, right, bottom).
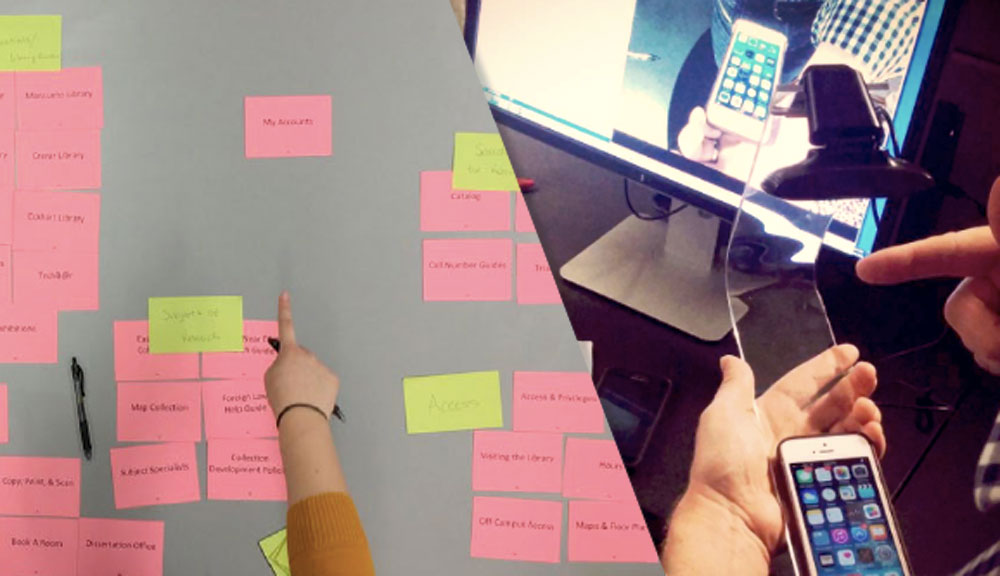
<box><xmin>403</xmin><ymin>371</ymin><xmax>503</xmax><ymax>434</ymax></box>
<box><xmin>0</xmin><ymin>456</ymin><xmax>80</xmax><ymax>517</ymax></box>
<box><xmin>562</xmin><ymin>437</ymin><xmax>633</xmax><ymax>501</ymax></box>
<box><xmin>117</xmin><ymin>381</ymin><xmax>203</xmax><ymax>443</ymax></box>
<box><xmin>423</xmin><ymin>238</ymin><xmax>512</xmax><ymax>302</ymax></box>
<box><xmin>516</xmin><ymin>243</ymin><xmax>561</xmax><ymax>305</ymax></box>
<box><xmin>13</xmin><ymin>249</ymin><xmax>99</xmax><ymax>310</ymax></box>
<box><xmin>203</xmin><ymin>379</ymin><xmax>277</xmax><ymax>439</ymax></box>
<box><xmin>0</xmin><ymin>305</ymin><xmax>58</xmax><ymax>363</ymax></box>
<box><xmin>13</xmin><ymin>189</ymin><xmax>101</xmax><ymax>252</ymax></box>
<box><xmin>77</xmin><ymin>518</ymin><xmax>165</xmax><ymax>576</ymax></box>
<box><xmin>113</xmin><ymin>321</ymin><xmax>200</xmax><ymax>381</ymax></box>
<box><xmin>16</xmin><ymin>129</ymin><xmax>101</xmax><ymax>190</ymax></box>
<box><xmin>568</xmin><ymin>499</ymin><xmax>658</xmax><ymax>563</ymax></box>
<box><xmin>245</xmin><ymin>95</ymin><xmax>332</xmax><ymax>158</ymax></box>
<box><xmin>110</xmin><ymin>443</ymin><xmax>201</xmax><ymax>509</ymax></box>
<box><xmin>0</xmin><ymin>16</ymin><xmax>61</xmax><ymax>71</ymax></box>
<box><xmin>470</xmin><ymin>496</ymin><xmax>562</xmax><ymax>563</ymax></box>
<box><xmin>452</xmin><ymin>132</ymin><xmax>519</xmax><ymax>192</ymax></box>
<box><xmin>0</xmin><ymin>517</ymin><xmax>78</xmax><ymax>575</ymax></box>
<box><xmin>513</xmin><ymin>371</ymin><xmax>604</xmax><ymax>434</ymax></box>
<box><xmin>472</xmin><ymin>430</ymin><xmax>563</xmax><ymax>493</ymax></box>
<box><xmin>201</xmin><ymin>320</ymin><xmax>278</xmax><ymax>379</ymax></box>
<box><xmin>148</xmin><ymin>296</ymin><xmax>244</xmax><ymax>354</ymax></box>
<box><xmin>420</xmin><ymin>170</ymin><xmax>511</xmax><ymax>232</ymax></box>
<box><xmin>207</xmin><ymin>439</ymin><xmax>286</xmax><ymax>501</ymax></box>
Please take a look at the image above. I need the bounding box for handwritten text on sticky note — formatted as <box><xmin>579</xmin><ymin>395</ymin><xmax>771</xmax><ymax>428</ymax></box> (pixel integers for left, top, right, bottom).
<box><xmin>403</xmin><ymin>371</ymin><xmax>503</xmax><ymax>434</ymax></box>
<box><xmin>148</xmin><ymin>296</ymin><xmax>244</xmax><ymax>354</ymax></box>
<box><xmin>0</xmin><ymin>16</ymin><xmax>61</xmax><ymax>71</ymax></box>
<box><xmin>452</xmin><ymin>132</ymin><xmax>518</xmax><ymax>191</ymax></box>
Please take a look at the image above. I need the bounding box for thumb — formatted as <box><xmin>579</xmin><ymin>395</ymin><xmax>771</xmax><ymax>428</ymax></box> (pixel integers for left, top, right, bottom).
<box><xmin>988</xmin><ymin>176</ymin><xmax>1000</xmax><ymax>245</ymax></box>
<box><xmin>715</xmin><ymin>355</ymin><xmax>756</xmax><ymax>409</ymax></box>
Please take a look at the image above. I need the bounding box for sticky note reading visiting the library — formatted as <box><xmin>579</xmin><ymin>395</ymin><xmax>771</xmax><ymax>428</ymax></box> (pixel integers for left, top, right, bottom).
<box><xmin>403</xmin><ymin>371</ymin><xmax>503</xmax><ymax>434</ymax></box>
<box><xmin>148</xmin><ymin>296</ymin><xmax>244</xmax><ymax>354</ymax></box>
<box><xmin>0</xmin><ymin>15</ymin><xmax>61</xmax><ymax>71</ymax></box>
<box><xmin>452</xmin><ymin>132</ymin><xmax>519</xmax><ymax>192</ymax></box>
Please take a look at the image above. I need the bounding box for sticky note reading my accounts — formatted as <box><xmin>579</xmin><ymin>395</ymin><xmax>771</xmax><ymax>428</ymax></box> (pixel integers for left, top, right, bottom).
<box><xmin>110</xmin><ymin>442</ymin><xmax>200</xmax><ymax>509</ymax></box>
<box><xmin>0</xmin><ymin>305</ymin><xmax>58</xmax><ymax>363</ymax></box>
<box><xmin>515</xmin><ymin>191</ymin><xmax>535</xmax><ymax>233</ymax></box>
<box><xmin>568</xmin><ymin>500</ymin><xmax>658</xmax><ymax>563</ymax></box>
<box><xmin>0</xmin><ymin>15</ymin><xmax>61</xmax><ymax>71</ymax></box>
<box><xmin>113</xmin><ymin>320</ymin><xmax>200</xmax><ymax>381</ymax></box>
<box><xmin>0</xmin><ymin>456</ymin><xmax>80</xmax><ymax>517</ymax></box>
<box><xmin>470</xmin><ymin>496</ymin><xmax>563</xmax><ymax>563</ymax></box>
<box><xmin>148</xmin><ymin>296</ymin><xmax>244</xmax><ymax>354</ymax></box>
<box><xmin>0</xmin><ymin>517</ymin><xmax>78</xmax><ymax>575</ymax></box>
<box><xmin>16</xmin><ymin>129</ymin><xmax>101</xmax><ymax>190</ymax></box>
<box><xmin>245</xmin><ymin>95</ymin><xmax>332</xmax><ymax>158</ymax></box>
<box><xmin>77</xmin><ymin>518</ymin><xmax>165</xmax><ymax>576</ymax></box>
<box><xmin>13</xmin><ymin>189</ymin><xmax>101</xmax><ymax>252</ymax></box>
<box><xmin>562</xmin><ymin>438</ymin><xmax>633</xmax><ymax>501</ymax></box>
<box><xmin>452</xmin><ymin>132</ymin><xmax>519</xmax><ymax>192</ymax></box>
<box><xmin>513</xmin><ymin>371</ymin><xmax>604</xmax><ymax>434</ymax></box>
<box><xmin>403</xmin><ymin>371</ymin><xmax>503</xmax><ymax>434</ymax></box>
<box><xmin>517</xmin><ymin>243</ymin><xmax>561</xmax><ymax>305</ymax></box>
<box><xmin>207</xmin><ymin>439</ymin><xmax>286</xmax><ymax>501</ymax></box>
<box><xmin>117</xmin><ymin>381</ymin><xmax>202</xmax><ymax>443</ymax></box>
<box><xmin>0</xmin><ymin>384</ymin><xmax>7</xmax><ymax>444</ymax></box>
<box><xmin>201</xmin><ymin>320</ymin><xmax>277</xmax><ymax>379</ymax></box>
<box><xmin>472</xmin><ymin>430</ymin><xmax>563</xmax><ymax>493</ymax></box>
<box><xmin>259</xmin><ymin>528</ymin><xmax>291</xmax><ymax>576</ymax></box>
<box><xmin>16</xmin><ymin>66</ymin><xmax>103</xmax><ymax>129</ymax></box>
<box><xmin>420</xmin><ymin>170</ymin><xmax>511</xmax><ymax>232</ymax></box>
<box><xmin>13</xmin><ymin>249</ymin><xmax>99</xmax><ymax>310</ymax></box>
<box><xmin>423</xmin><ymin>238</ymin><xmax>512</xmax><ymax>302</ymax></box>
<box><xmin>203</xmin><ymin>379</ymin><xmax>277</xmax><ymax>439</ymax></box>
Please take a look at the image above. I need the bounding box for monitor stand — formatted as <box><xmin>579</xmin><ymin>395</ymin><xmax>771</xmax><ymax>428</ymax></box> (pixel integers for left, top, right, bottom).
<box><xmin>559</xmin><ymin>203</ymin><xmax>747</xmax><ymax>342</ymax></box>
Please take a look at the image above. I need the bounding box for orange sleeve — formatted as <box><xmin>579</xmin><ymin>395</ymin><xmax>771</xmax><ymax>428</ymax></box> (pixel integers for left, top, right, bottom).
<box><xmin>287</xmin><ymin>492</ymin><xmax>376</xmax><ymax>576</ymax></box>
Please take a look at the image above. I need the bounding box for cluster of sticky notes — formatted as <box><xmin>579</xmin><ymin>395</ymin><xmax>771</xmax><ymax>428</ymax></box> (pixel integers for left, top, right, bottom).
<box><xmin>111</xmin><ymin>315</ymin><xmax>286</xmax><ymax>509</ymax></box>
<box><xmin>0</xmin><ymin>62</ymin><xmax>104</xmax><ymax>363</ymax></box>
<box><xmin>245</xmin><ymin>95</ymin><xmax>332</xmax><ymax>158</ymax></box>
<box><xmin>0</xmin><ymin>456</ymin><xmax>166</xmax><ymax>574</ymax></box>
<box><xmin>258</xmin><ymin>527</ymin><xmax>290</xmax><ymax>576</ymax></box>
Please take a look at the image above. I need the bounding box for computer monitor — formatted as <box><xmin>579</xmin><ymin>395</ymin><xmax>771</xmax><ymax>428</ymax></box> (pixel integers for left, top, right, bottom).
<box><xmin>466</xmin><ymin>0</ymin><xmax>956</xmax><ymax>339</ymax></box>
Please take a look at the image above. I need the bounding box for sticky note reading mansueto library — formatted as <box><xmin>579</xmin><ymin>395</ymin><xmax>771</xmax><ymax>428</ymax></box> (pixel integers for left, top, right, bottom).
<box><xmin>452</xmin><ymin>132</ymin><xmax>519</xmax><ymax>192</ymax></box>
<box><xmin>0</xmin><ymin>16</ymin><xmax>61</xmax><ymax>71</ymax></box>
<box><xmin>148</xmin><ymin>296</ymin><xmax>244</xmax><ymax>354</ymax></box>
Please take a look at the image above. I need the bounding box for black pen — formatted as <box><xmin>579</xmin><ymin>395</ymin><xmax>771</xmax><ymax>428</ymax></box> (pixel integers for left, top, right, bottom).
<box><xmin>70</xmin><ymin>357</ymin><xmax>93</xmax><ymax>460</ymax></box>
<box><xmin>267</xmin><ymin>337</ymin><xmax>345</xmax><ymax>422</ymax></box>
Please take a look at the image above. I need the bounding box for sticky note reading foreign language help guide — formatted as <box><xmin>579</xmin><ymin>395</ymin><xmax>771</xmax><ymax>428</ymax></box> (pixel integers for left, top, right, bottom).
<box><xmin>452</xmin><ymin>132</ymin><xmax>519</xmax><ymax>192</ymax></box>
<box><xmin>403</xmin><ymin>371</ymin><xmax>503</xmax><ymax>434</ymax></box>
<box><xmin>203</xmin><ymin>379</ymin><xmax>277</xmax><ymax>439</ymax></box>
<box><xmin>0</xmin><ymin>16</ymin><xmax>61</xmax><ymax>71</ymax></box>
<box><xmin>245</xmin><ymin>95</ymin><xmax>332</xmax><ymax>158</ymax></box>
<box><xmin>148</xmin><ymin>296</ymin><xmax>244</xmax><ymax>354</ymax></box>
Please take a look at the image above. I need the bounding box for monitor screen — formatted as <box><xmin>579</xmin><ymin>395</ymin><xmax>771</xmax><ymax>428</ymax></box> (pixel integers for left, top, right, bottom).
<box><xmin>471</xmin><ymin>0</ymin><xmax>949</xmax><ymax>256</ymax></box>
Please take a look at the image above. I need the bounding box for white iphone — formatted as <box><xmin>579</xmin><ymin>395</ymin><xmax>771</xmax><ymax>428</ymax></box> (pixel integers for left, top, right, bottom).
<box><xmin>705</xmin><ymin>19</ymin><xmax>787</xmax><ymax>142</ymax></box>
<box><xmin>776</xmin><ymin>434</ymin><xmax>912</xmax><ymax>576</ymax></box>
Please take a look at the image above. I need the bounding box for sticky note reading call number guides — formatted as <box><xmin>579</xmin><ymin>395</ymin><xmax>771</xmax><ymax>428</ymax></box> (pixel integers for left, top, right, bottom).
<box><xmin>0</xmin><ymin>16</ymin><xmax>61</xmax><ymax>71</ymax></box>
<box><xmin>470</xmin><ymin>496</ymin><xmax>562</xmax><ymax>563</ymax></box>
<box><xmin>148</xmin><ymin>296</ymin><xmax>244</xmax><ymax>354</ymax></box>
<box><xmin>403</xmin><ymin>371</ymin><xmax>503</xmax><ymax>434</ymax></box>
<box><xmin>452</xmin><ymin>132</ymin><xmax>519</xmax><ymax>192</ymax></box>
<box><xmin>423</xmin><ymin>238</ymin><xmax>512</xmax><ymax>302</ymax></box>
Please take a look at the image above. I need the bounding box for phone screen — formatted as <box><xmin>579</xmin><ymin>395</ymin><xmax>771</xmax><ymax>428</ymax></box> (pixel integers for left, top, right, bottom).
<box><xmin>789</xmin><ymin>458</ymin><xmax>904</xmax><ymax>575</ymax></box>
<box><xmin>715</xmin><ymin>32</ymin><xmax>781</xmax><ymax>122</ymax></box>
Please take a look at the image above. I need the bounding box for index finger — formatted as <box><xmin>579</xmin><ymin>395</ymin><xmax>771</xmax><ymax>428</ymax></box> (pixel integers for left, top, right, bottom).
<box><xmin>277</xmin><ymin>291</ymin><xmax>297</xmax><ymax>348</ymax></box>
<box><xmin>856</xmin><ymin>226</ymin><xmax>1000</xmax><ymax>285</ymax></box>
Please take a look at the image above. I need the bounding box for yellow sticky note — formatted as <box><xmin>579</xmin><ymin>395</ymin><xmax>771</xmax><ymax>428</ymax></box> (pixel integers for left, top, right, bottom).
<box><xmin>452</xmin><ymin>132</ymin><xmax>519</xmax><ymax>191</ymax></box>
<box><xmin>258</xmin><ymin>528</ymin><xmax>290</xmax><ymax>576</ymax></box>
<box><xmin>0</xmin><ymin>15</ymin><xmax>61</xmax><ymax>71</ymax></box>
<box><xmin>403</xmin><ymin>371</ymin><xmax>504</xmax><ymax>434</ymax></box>
<box><xmin>148</xmin><ymin>296</ymin><xmax>244</xmax><ymax>354</ymax></box>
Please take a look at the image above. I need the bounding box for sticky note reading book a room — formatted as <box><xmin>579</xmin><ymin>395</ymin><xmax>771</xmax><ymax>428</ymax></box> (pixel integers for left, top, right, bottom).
<box><xmin>403</xmin><ymin>371</ymin><xmax>503</xmax><ymax>434</ymax></box>
<box><xmin>148</xmin><ymin>296</ymin><xmax>243</xmax><ymax>354</ymax></box>
<box><xmin>0</xmin><ymin>15</ymin><xmax>61</xmax><ymax>71</ymax></box>
<box><xmin>452</xmin><ymin>132</ymin><xmax>519</xmax><ymax>192</ymax></box>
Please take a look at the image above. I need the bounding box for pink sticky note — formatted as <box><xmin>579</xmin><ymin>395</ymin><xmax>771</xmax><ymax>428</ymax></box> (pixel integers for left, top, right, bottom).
<box><xmin>78</xmin><ymin>518</ymin><xmax>164</xmax><ymax>576</ymax></box>
<box><xmin>562</xmin><ymin>438</ymin><xmax>633</xmax><ymax>501</ymax></box>
<box><xmin>201</xmin><ymin>320</ymin><xmax>277</xmax><ymax>379</ymax></box>
<box><xmin>567</xmin><ymin>499</ymin><xmax>658</xmax><ymax>563</ymax></box>
<box><xmin>515</xmin><ymin>191</ymin><xmax>535</xmax><ymax>233</ymax></box>
<box><xmin>202</xmin><ymin>379</ymin><xmax>277</xmax><ymax>439</ymax></box>
<box><xmin>472</xmin><ymin>430</ymin><xmax>563</xmax><ymax>493</ymax></box>
<box><xmin>110</xmin><ymin>443</ymin><xmax>201</xmax><ymax>509</ymax></box>
<box><xmin>117</xmin><ymin>382</ymin><xmax>202</xmax><ymax>443</ymax></box>
<box><xmin>0</xmin><ymin>131</ymin><xmax>13</xmax><ymax>191</ymax></box>
<box><xmin>13</xmin><ymin>249</ymin><xmax>99</xmax><ymax>310</ymax></box>
<box><xmin>517</xmin><ymin>243</ymin><xmax>560</xmax><ymax>305</ymax></box>
<box><xmin>0</xmin><ymin>186</ymin><xmax>11</xmax><ymax>244</ymax></box>
<box><xmin>0</xmin><ymin>383</ymin><xmax>7</xmax><ymax>443</ymax></box>
<box><xmin>470</xmin><ymin>496</ymin><xmax>562</xmax><ymax>563</ymax></box>
<box><xmin>0</xmin><ymin>457</ymin><xmax>80</xmax><ymax>517</ymax></box>
<box><xmin>207</xmin><ymin>439</ymin><xmax>286</xmax><ymax>501</ymax></box>
<box><xmin>16</xmin><ymin>67</ymin><xmax>104</xmax><ymax>130</ymax></box>
<box><xmin>513</xmin><ymin>371</ymin><xmax>604</xmax><ymax>434</ymax></box>
<box><xmin>244</xmin><ymin>95</ymin><xmax>332</xmax><ymax>158</ymax></box>
<box><xmin>16</xmin><ymin>130</ymin><xmax>102</xmax><ymax>190</ymax></box>
<box><xmin>0</xmin><ymin>245</ymin><xmax>10</xmax><ymax>304</ymax></box>
<box><xmin>423</xmin><ymin>238</ymin><xmax>512</xmax><ymax>302</ymax></box>
<box><xmin>0</xmin><ymin>517</ymin><xmax>79</xmax><ymax>575</ymax></box>
<box><xmin>113</xmin><ymin>320</ymin><xmax>200</xmax><ymax>381</ymax></box>
<box><xmin>420</xmin><ymin>171</ymin><xmax>511</xmax><ymax>232</ymax></box>
<box><xmin>13</xmin><ymin>190</ymin><xmax>101</xmax><ymax>252</ymax></box>
<box><xmin>0</xmin><ymin>73</ymin><xmax>14</xmax><ymax>130</ymax></box>
<box><xmin>0</xmin><ymin>305</ymin><xmax>58</xmax><ymax>363</ymax></box>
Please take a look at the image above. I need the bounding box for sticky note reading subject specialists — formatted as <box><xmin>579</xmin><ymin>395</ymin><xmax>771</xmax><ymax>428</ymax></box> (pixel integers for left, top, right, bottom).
<box><xmin>423</xmin><ymin>238</ymin><xmax>512</xmax><ymax>302</ymax></box>
<box><xmin>201</xmin><ymin>320</ymin><xmax>278</xmax><ymax>379</ymax></box>
<box><xmin>117</xmin><ymin>381</ymin><xmax>202</xmax><ymax>443</ymax></box>
<box><xmin>245</xmin><ymin>95</ymin><xmax>332</xmax><ymax>158</ymax></box>
<box><xmin>148</xmin><ymin>295</ymin><xmax>244</xmax><ymax>354</ymax></box>
<box><xmin>403</xmin><ymin>371</ymin><xmax>503</xmax><ymax>434</ymax></box>
<box><xmin>567</xmin><ymin>500</ymin><xmax>659</xmax><ymax>563</ymax></box>
<box><xmin>202</xmin><ymin>379</ymin><xmax>277</xmax><ymax>439</ymax></box>
<box><xmin>562</xmin><ymin>438</ymin><xmax>633</xmax><ymax>501</ymax></box>
<box><xmin>113</xmin><ymin>320</ymin><xmax>200</xmax><ymax>381</ymax></box>
<box><xmin>470</xmin><ymin>496</ymin><xmax>563</xmax><ymax>563</ymax></box>
<box><xmin>472</xmin><ymin>430</ymin><xmax>563</xmax><ymax>493</ymax></box>
<box><xmin>77</xmin><ymin>518</ymin><xmax>165</xmax><ymax>576</ymax></box>
<box><xmin>516</xmin><ymin>243</ymin><xmax>561</xmax><ymax>305</ymax></box>
<box><xmin>0</xmin><ymin>16</ymin><xmax>61</xmax><ymax>71</ymax></box>
<box><xmin>16</xmin><ymin>66</ymin><xmax>103</xmax><ymax>129</ymax></box>
<box><xmin>110</xmin><ymin>443</ymin><xmax>201</xmax><ymax>509</ymax></box>
<box><xmin>13</xmin><ymin>189</ymin><xmax>101</xmax><ymax>252</ymax></box>
<box><xmin>16</xmin><ymin>129</ymin><xmax>101</xmax><ymax>190</ymax></box>
<box><xmin>452</xmin><ymin>132</ymin><xmax>519</xmax><ymax>192</ymax></box>
<box><xmin>0</xmin><ymin>305</ymin><xmax>58</xmax><ymax>363</ymax></box>
<box><xmin>419</xmin><ymin>170</ymin><xmax>511</xmax><ymax>232</ymax></box>
<box><xmin>0</xmin><ymin>517</ymin><xmax>78</xmax><ymax>575</ymax></box>
<box><xmin>207</xmin><ymin>439</ymin><xmax>286</xmax><ymax>501</ymax></box>
<box><xmin>512</xmin><ymin>371</ymin><xmax>604</xmax><ymax>434</ymax></box>
<box><xmin>0</xmin><ymin>456</ymin><xmax>80</xmax><ymax>517</ymax></box>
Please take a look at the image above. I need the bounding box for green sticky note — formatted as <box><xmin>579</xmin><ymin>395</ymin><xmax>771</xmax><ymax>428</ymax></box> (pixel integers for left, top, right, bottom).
<box><xmin>148</xmin><ymin>296</ymin><xmax>244</xmax><ymax>354</ymax></box>
<box><xmin>452</xmin><ymin>132</ymin><xmax>519</xmax><ymax>191</ymax></box>
<box><xmin>403</xmin><ymin>371</ymin><xmax>504</xmax><ymax>434</ymax></box>
<box><xmin>0</xmin><ymin>15</ymin><xmax>61</xmax><ymax>71</ymax></box>
<box><xmin>258</xmin><ymin>528</ymin><xmax>290</xmax><ymax>576</ymax></box>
